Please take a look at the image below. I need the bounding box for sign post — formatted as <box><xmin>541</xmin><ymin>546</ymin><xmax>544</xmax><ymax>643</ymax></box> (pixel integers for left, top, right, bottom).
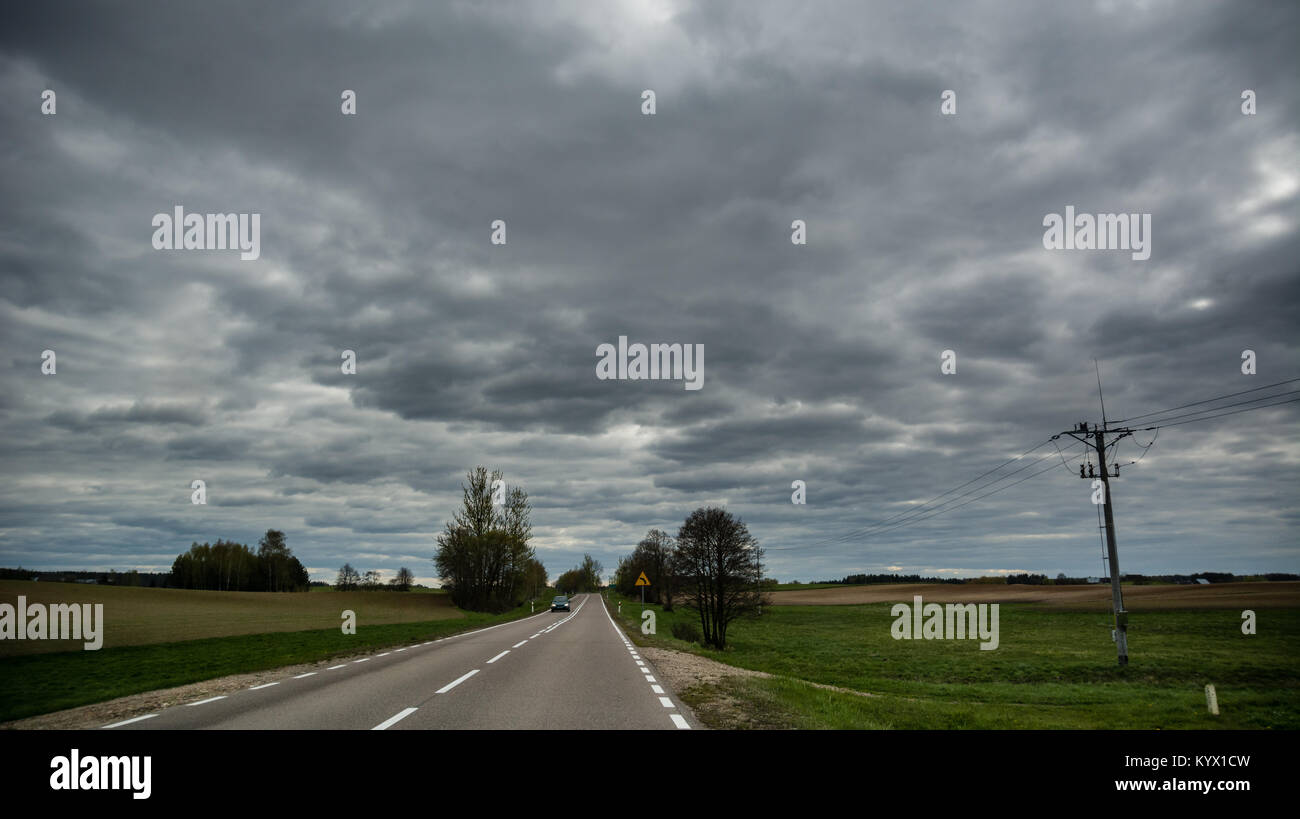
<box><xmin>635</xmin><ymin>571</ymin><xmax>651</xmax><ymax>621</ymax></box>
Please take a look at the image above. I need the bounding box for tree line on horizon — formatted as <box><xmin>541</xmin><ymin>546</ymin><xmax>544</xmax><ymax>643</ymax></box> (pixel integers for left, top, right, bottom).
<box><xmin>334</xmin><ymin>564</ymin><xmax>417</xmax><ymax>591</ymax></box>
<box><xmin>554</xmin><ymin>554</ymin><xmax>603</xmax><ymax>595</ymax></box>
<box><xmin>169</xmin><ymin>530</ymin><xmax>310</xmax><ymax>592</ymax></box>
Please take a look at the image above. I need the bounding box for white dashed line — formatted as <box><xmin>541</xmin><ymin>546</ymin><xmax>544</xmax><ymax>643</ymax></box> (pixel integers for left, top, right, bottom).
<box><xmin>187</xmin><ymin>696</ymin><xmax>227</xmax><ymax>707</ymax></box>
<box><xmin>102</xmin><ymin>714</ymin><xmax>157</xmax><ymax>729</ymax></box>
<box><xmin>651</xmin><ymin>685</ymin><xmax>664</xmax><ymax>694</ymax></box>
<box><xmin>636</xmin><ymin>661</ymin><xmax>645</xmax><ymax>666</ymax></box>
<box><xmin>293</xmin><ymin>672</ymin><xmax>317</xmax><ymax>679</ymax></box>
<box><xmin>513</xmin><ymin>640</ymin><xmax>527</xmax><ymax>648</ymax></box>
<box><xmin>395</xmin><ymin>648</ymin><xmax>406</xmax><ymax>652</ymax></box>
<box><xmin>372</xmin><ymin>707</ymin><xmax>418</xmax><ymax>730</ymax></box>
<box><xmin>670</xmin><ymin>714</ymin><xmax>690</xmax><ymax>729</ymax></box>
<box><xmin>327</xmin><ymin>664</ymin><xmax>346</xmax><ymax>670</ymax></box>
<box><xmin>353</xmin><ymin>658</ymin><xmax>370</xmax><ymax>664</ymax></box>
<box><xmin>658</xmin><ymin>697</ymin><xmax>674</xmax><ymax>708</ymax></box>
<box><xmin>248</xmin><ymin>682</ymin><xmax>279</xmax><ymax>690</ymax></box>
<box><xmin>436</xmin><ymin>669</ymin><xmax>479</xmax><ymax>694</ymax></box>
<box><xmin>487</xmin><ymin>650</ymin><xmax>510</xmax><ymax>664</ymax></box>
<box><xmin>645</xmin><ymin>675</ymin><xmax>656</xmax><ymax>683</ymax></box>
<box><xmin>377</xmin><ymin>652</ymin><xmax>391</xmax><ymax>657</ymax></box>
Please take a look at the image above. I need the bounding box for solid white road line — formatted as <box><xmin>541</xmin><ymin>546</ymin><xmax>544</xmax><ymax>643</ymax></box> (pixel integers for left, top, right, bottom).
<box><xmin>513</xmin><ymin>640</ymin><xmax>527</xmax><ymax>648</ymax></box>
<box><xmin>670</xmin><ymin>714</ymin><xmax>691</xmax><ymax>729</ymax></box>
<box><xmin>372</xmin><ymin>707</ymin><xmax>418</xmax><ymax>730</ymax></box>
<box><xmin>102</xmin><ymin>714</ymin><xmax>157</xmax><ymax>729</ymax></box>
<box><xmin>186</xmin><ymin>696</ymin><xmax>227</xmax><ymax>707</ymax></box>
<box><xmin>487</xmin><ymin>650</ymin><xmax>510</xmax><ymax>664</ymax></box>
<box><xmin>293</xmin><ymin>672</ymin><xmax>317</xmax><ymax>679</ymax></box>
<box><xmin>248</xmin><ymin>682</ymin><xmax>279</xmax><ymax>690</ymax></box>
<box><xmin>658</xmin><ymin>697</ymin><xmax>674</xmax><ymax>708</ymax></box>
<box><xmin>436</xmin><ymin>669</ymin><xmax>480</xmax><ymax>694</ymax></box>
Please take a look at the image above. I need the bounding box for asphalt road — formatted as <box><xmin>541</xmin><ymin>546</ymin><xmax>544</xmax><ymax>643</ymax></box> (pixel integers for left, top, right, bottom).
<box><xmin>105</xmin><ymin>593</ymin><xmax>696</xmax><ymax>730</ymax></box>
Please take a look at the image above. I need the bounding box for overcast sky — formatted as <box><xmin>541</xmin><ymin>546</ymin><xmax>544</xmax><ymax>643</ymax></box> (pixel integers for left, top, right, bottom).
<box><xmin>1</xmin><ymin>0</ymin><xmax>1297</xmax><ymax>586</ymax></box>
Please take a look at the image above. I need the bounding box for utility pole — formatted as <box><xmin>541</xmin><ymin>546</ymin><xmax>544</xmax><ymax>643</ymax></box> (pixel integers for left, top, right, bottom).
<box><xmin>1094</xmin><ymin>425</ymin><xmax>1128</xmax><ymax>666</ymax></box>
<box><xmin>1058</xmin><ymin>418</ymin><xmax>1135</xmax><ymax>666</ymax></box>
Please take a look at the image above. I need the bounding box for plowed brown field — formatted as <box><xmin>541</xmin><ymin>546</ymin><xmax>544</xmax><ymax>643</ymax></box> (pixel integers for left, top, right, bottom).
<box><xmin>767</xmin><ymin>581</ymin><xmax>1300</xmax><ymax>610</ymax></box>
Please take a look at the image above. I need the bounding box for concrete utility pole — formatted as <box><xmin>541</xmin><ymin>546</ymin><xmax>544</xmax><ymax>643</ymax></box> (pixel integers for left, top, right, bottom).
<box><xmin>1058</xmin><ymin>419</ymin><xmax>1135</xmax><ymax>666</ymax></box>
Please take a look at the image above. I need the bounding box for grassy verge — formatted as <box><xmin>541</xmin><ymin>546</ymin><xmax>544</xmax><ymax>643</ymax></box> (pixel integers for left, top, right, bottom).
<box><xmin>607</xmin><ymin>593</ymin><xmax>1300</xmax><ymax>729</ymax></box>
<box><xmin>0</xmin><ymin>600</ymin><xmax>549</xmax><ymax>723</ymax></box>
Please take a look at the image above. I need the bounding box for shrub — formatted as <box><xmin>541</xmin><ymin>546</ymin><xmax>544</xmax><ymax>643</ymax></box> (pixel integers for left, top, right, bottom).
<box><xmin>672</xmin><ymin>620</ymin><xmax>702</xmax><ymax>644</ymax></box>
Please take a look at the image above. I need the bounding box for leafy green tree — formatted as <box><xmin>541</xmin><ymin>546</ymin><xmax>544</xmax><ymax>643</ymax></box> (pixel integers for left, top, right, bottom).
<box><xmin>434</xmin><ymin>467</ymin><xmax>536</xmax><ymax>612</ymax></box>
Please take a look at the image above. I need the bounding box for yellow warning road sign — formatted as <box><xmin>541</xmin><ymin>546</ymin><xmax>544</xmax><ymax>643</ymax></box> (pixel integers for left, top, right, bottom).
<box><xmin>635</xmin><ymin>572</ymin><xmax>651</xmax><ymax>586</ymax></box>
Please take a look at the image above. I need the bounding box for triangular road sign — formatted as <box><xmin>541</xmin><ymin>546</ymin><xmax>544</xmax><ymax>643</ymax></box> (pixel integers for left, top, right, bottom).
<box><xmin>635</xmin><ymin>572</ymin><xmax>651</xmax><ymax>586</ymax></box>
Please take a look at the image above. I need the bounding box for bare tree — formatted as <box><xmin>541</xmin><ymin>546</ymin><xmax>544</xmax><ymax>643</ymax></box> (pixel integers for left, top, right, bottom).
<box><xmin>335</xmin><ymin>563</ymin><xmax>360</xmax><ymax>591</ymax></box>
<box><xmin>675</xmin><ymin>507</ymin><xmax>763</xmax><ymax>649</ymax></box>
<box><xmin>639</xmin><ymin>529</ymin><xmax>677</xmax><ymax>610</ymax></box>
<box><xmin>390</xmin><ymin>567</ymin><xmax>415</xmax><ymax>591</ymax></box>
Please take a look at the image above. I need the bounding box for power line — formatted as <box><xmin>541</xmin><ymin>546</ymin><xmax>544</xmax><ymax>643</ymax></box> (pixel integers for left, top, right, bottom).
<box><xmin>766</xmin><ymin>377</ymin><xmax>1298</xmax><ymax>556</ymax></box>
<box><xmin>765</xmin><ymin>437</ymin><xmax>1059</xmax><ymax>552</ymax></box>
<box><xmin>767</xmin><ymin>446</ymin><xmax>1064</xmax><ymax>551</ymax></box>
<box><xmin>1134</xmin><ymin>388</ymin><xmax>1300</xmax><ymax>427</ymax></box>
<box><xmin>1145</xmin><ymin>394</ymin><xmax>1300</xmax><ymax>429</ymax></box>
<box><xmin>1113</xmin><ymin>376</ymin><xmax>1300</xmax><ymax>424</ymax></box>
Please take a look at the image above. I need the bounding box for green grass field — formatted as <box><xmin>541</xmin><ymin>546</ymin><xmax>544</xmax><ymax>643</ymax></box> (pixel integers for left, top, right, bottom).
<box><xmin>0</xmin><ymin>580</ymin><xmax>461</xmax><ymax>656</ymax></box>
<box><xmin>0</xmin><ymin>581</ymin><xmax>553</xmax><ymax>723</ymax></box>
<box><xmin>609</xmin><ymin>592</ymin><xmax>1300</xmax><ymax>729</ymax></box>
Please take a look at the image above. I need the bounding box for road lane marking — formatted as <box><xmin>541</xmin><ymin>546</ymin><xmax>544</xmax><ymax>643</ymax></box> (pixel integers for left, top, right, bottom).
<box><xmin>487</xmin><ymin>650</ymin><xmax>510</xmax><ymax>664</ymax></box>
<box><xmin>293</xmin><ymin>672</ymin><xmax>317</xmax><ymax>679</ymax></box>
<box><xmin>651</xmin><ymin>685</ymin><xmax>664</xmax><ymax>694</ymax></box>
<box><xmin>436</xmin><ymin>669</ymin><xmax>480</xmax><ymax>693</ymax></box>
<box><xmin>513</xmin><ymin>640</ymin><xmax>527</xmax><ymax>648</ymax></box>
<box><xmin>635</xmin><ymin>661</ymin><xmax>645</xmax><ymax>666</ymax></box>
<box><xmin>187</xmin><ymin>696</ymin><xmax>227</xmax><ymax>707</ymax></box>
<box><xmin>377</xmin><ymin>652</ymin><xmax>391</xmax><ymax>657</ymax></box>
<box><xmin>102</xmin><ymin>714</ymin><xmax>157</xmax><ymax>729</ymax></box>
<box><xmin>372</xmin><ymin>707</ymin><xmax>418</xmax><ymax>730</ymax></box>
<box><xmin>353</xmin><ymin>658</ymin><xmax>370</xmax><ymax>663</ymax></box>
<box><xmin>327</xmin><ymin>664</ymin><xmax>347</xmax><ymax>670</ymax></box>
<box><xmin>645</xmin><ymin>675</ymin><xmax>656</xmax><ymax>683</ymax></box>
<box><xmin>395</xmin><ymin>648</ymin><xmax>406</xmax><ymax>652</ymax></box>
<box><xmin>670</xmin><ymin>714</ymin><xmax>690</xmax><ymax>729</ymax></box>
<box><xmin>249</xmin><ymin>682</ymin><xmax>279</xmax><ymax>690</ymax></box>
<box><xmin>658</xmin><ymin>697</ymin><xmax>674</xmax><ymax>708</ymax></box>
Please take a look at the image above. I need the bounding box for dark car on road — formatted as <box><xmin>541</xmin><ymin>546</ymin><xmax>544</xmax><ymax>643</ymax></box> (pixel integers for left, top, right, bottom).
<box><xmin>551</xmin><ymin>595</ymin><xmax>570</xmax><ymax>612</ymax></box>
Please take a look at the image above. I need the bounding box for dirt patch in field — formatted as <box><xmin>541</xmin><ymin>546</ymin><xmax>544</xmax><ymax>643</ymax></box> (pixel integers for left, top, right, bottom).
<box><xmin>641</xmin><ymin>646</ymin><xmax>774</xmax><ymax>729</ymax></box>
<box><xmin>641</xmin><ymin>645</ymin><xmax>881</xmax><ymax>729</ymax></box>
<box><xmin>767</xmin><ymin>581</ymin><xmax>1300</xmax><ymax>610</ymax></box>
